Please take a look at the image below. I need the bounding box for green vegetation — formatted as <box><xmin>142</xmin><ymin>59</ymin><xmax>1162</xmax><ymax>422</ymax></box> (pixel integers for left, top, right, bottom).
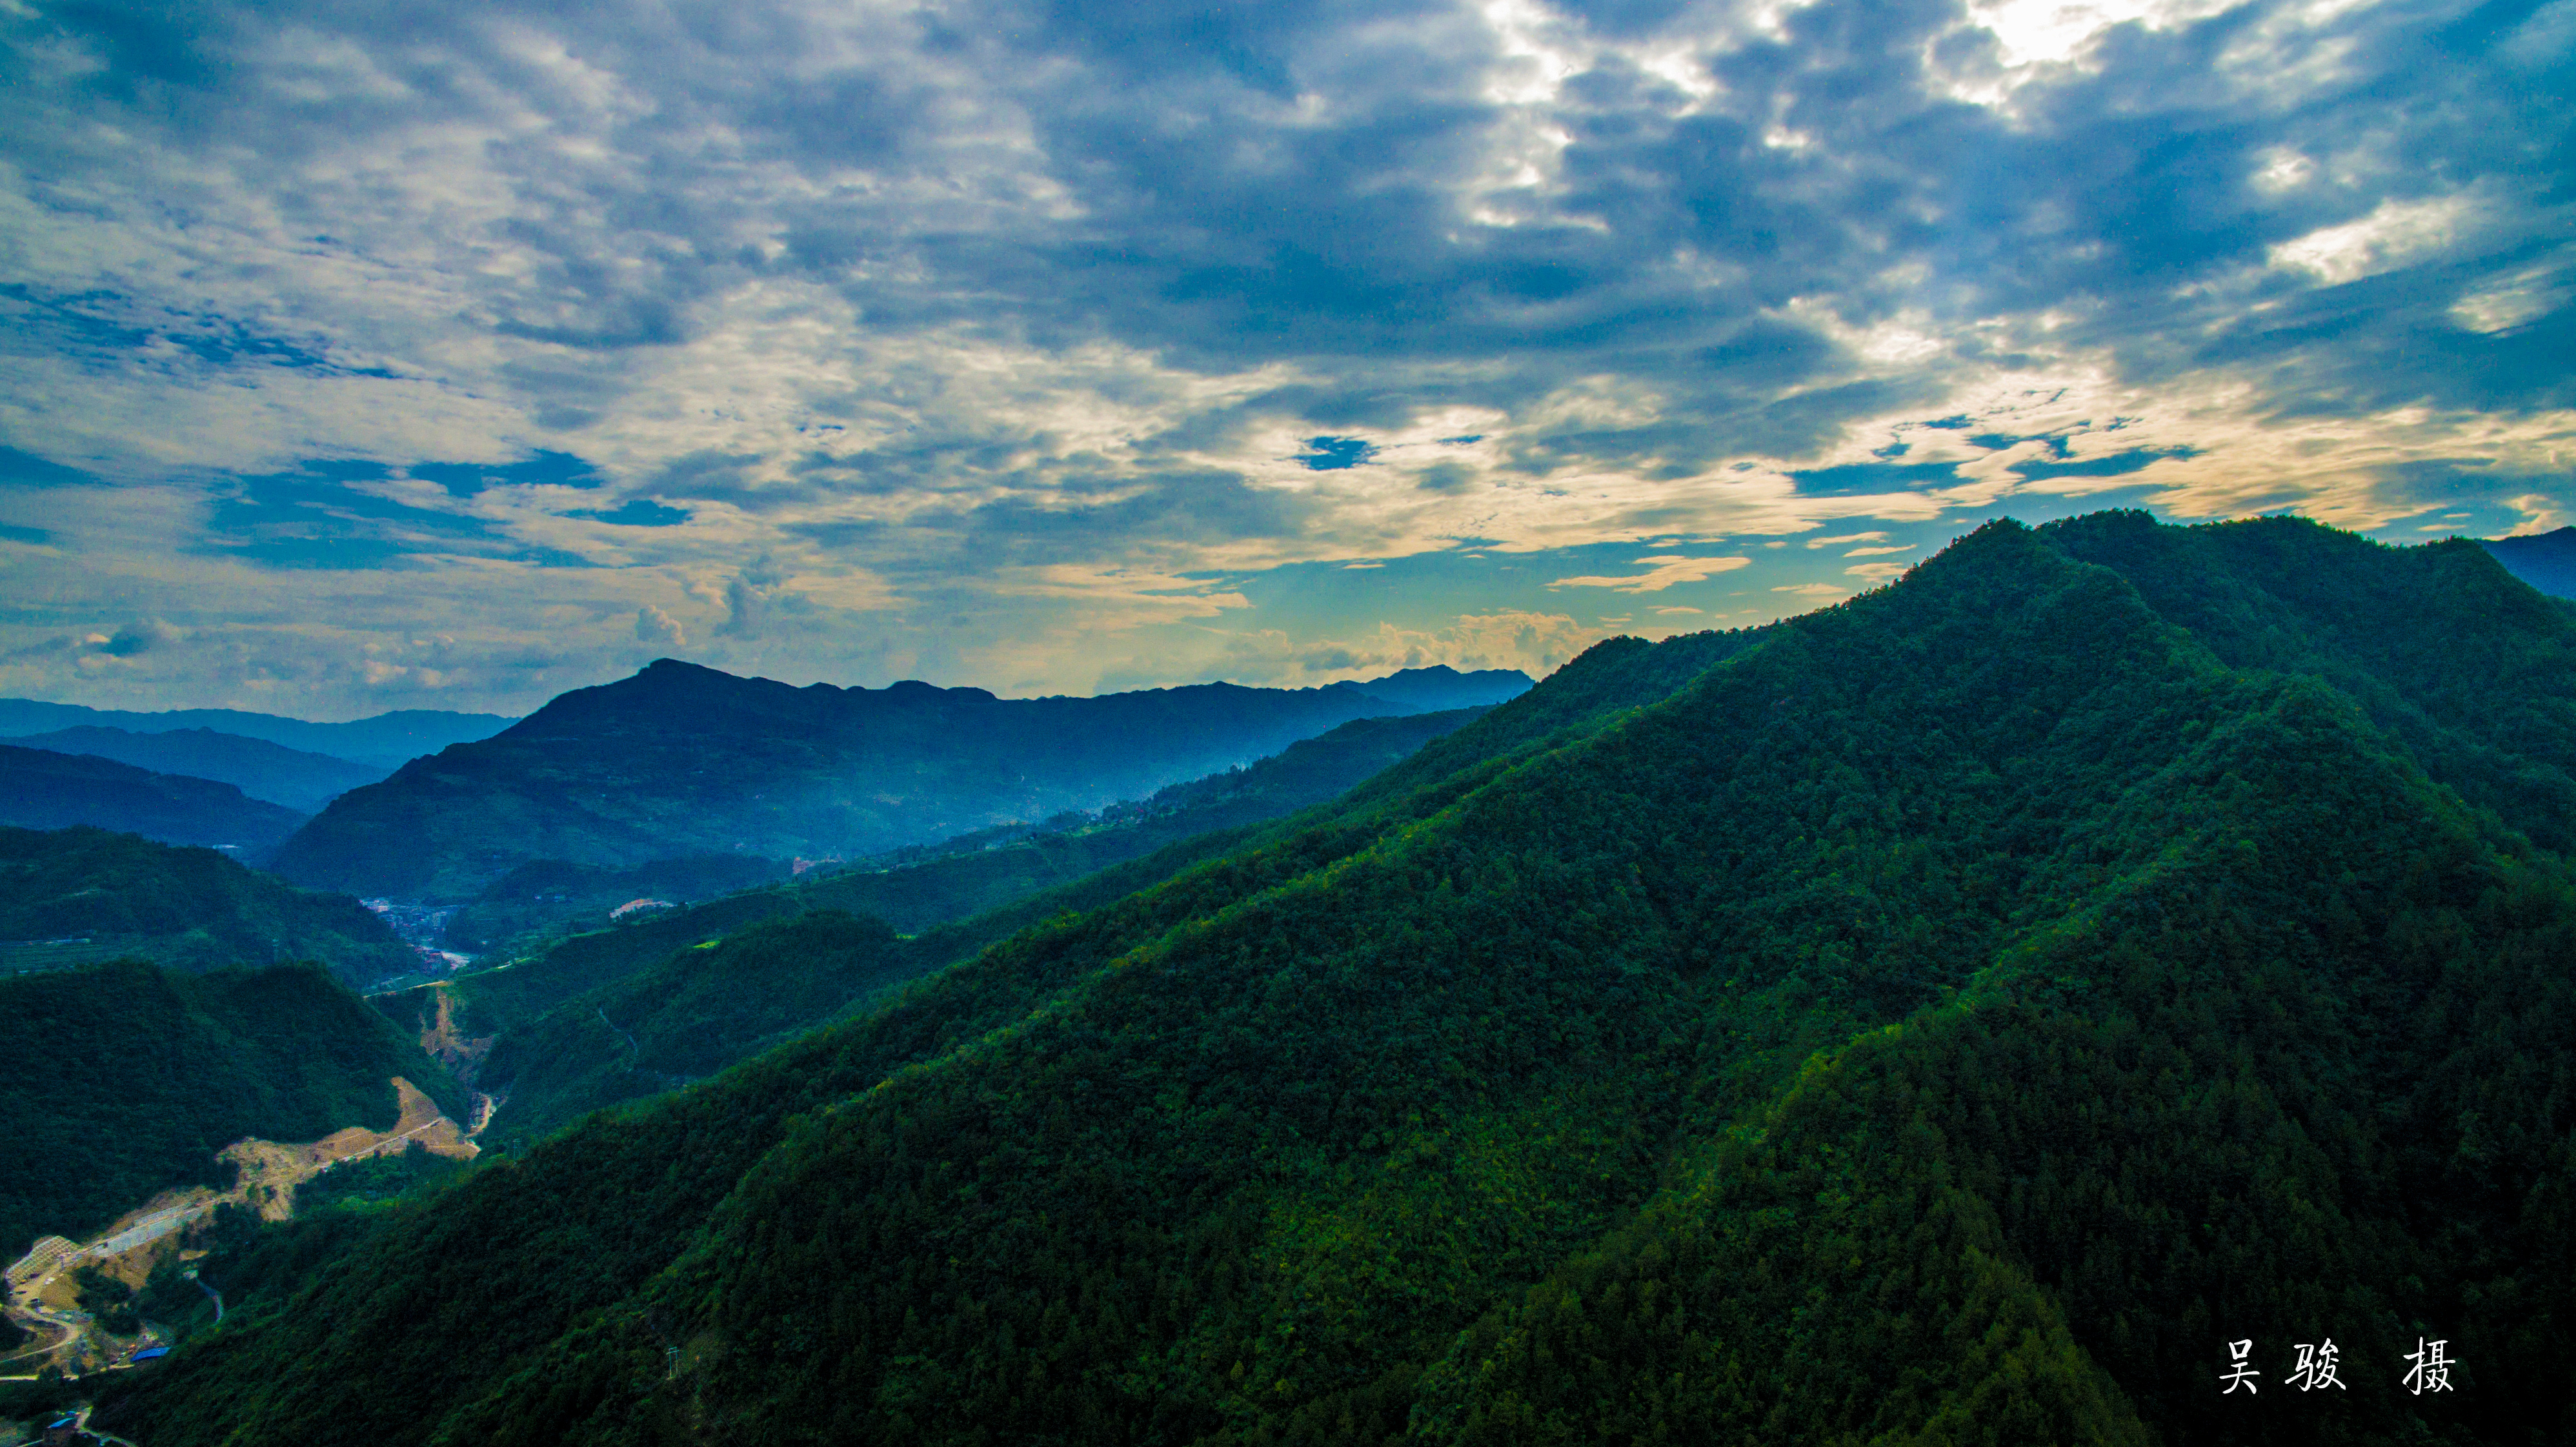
<box><xmin>73</xmin><ymin>1266</ymin><xmax>141</xmax><ymax>1335</ymax></box>
<box><xmin>0</xmin><ymin>960</ymin><xmax>469</xmax><ymax>1259</ymax></box>
<box><xmin>292</xmin><ymin>1142</ymin><xmax>468</xmax><ymax>1217</ymax></box>
<box><xmin>0</xmin><ymin>826</ymin><xmax>416</xmax><ymax>985</ymax></box>
<box><xmin>269</xmin><ymin>660</ymin><xmax>1525</xmax><ymax>900</ymax></box>
<box><xmin>474</xmin><ymin>912</ymin><xmax>919</xmax><ymax>1138</ymax></box>
<box><xmin>0</xmin><ymin>746</ymin><xmax>305</xmax><ymax>855</ymax></box>
<box><xmin>87</xmin><ymin>516</ymin><xmax>2576</xmax><ymax>1446</ymax></box>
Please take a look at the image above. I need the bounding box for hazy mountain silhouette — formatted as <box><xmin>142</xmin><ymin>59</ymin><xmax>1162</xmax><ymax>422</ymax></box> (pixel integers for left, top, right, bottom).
<box><xmin>3</xmin><ymin>725</ymin><xmax>388</xmax><ymax>811</ymax></box>
<box><xmin>269</xmin><ymin>663</ymin><xmax>1532</xmax><ymax>899</ymax></box>
<box><xmin>0</xmin><ymin>700</ymin><xmax>514</xmax><ymax>770</ymax></box>
<box><xmin>0</xmin><ymin>745</ymin><xmax>306</xmax><ymax>855</ymax></box>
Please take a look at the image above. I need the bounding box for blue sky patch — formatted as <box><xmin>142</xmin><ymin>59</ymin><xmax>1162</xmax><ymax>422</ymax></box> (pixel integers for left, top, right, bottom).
<box><xmin>0</xmin><ymin>446</ymin><xmax>102</xmax><ymax>489</ymax></box>
<box><xmin>572</xmin><ymin>498</ymin><xmax>690</xmax><ymax>527</ymax></box>
<box><xmin>1786</xmin><ymin>460</ymin><xmax>1968</xmax><ymax>496</ymax></box>
<box><xmin>2010</xmin><ymin>447</ymin><xmax>2201</xmax><ymax>481</ymax></box>
<box><xmin>1297</xmin><ymin>436</ymin><xmax>1378</xmax><ymax>471</ymax></box>
<box><xmin>196</xmin><ymin>460</ymin><xmax>590</xmax><ymax>570</ymax></box>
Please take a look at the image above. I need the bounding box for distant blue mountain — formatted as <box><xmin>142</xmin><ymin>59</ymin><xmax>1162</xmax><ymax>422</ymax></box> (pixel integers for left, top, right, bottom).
<box><xmin>0</xmin><ymin>700</ymin><xmax>514</xmax><ymax>769</ymax></box>
<box><xmin>2484</xmin><ymin>527</ymin><xmax>2576</xmax><ymax>598</ymax></box>
<box><xmin>3</xmin><ymin>725</ymin><xmax>390</xmax><ymax>812</ymax></box>
<box><xmin>268</xmin><ymin>660</ymin><xmax>1542</xmax><ymax>900</ymax></box>
<box><xmin>1333</xmin><ymin>664</ymin><xmax>1533</xmax><ymax>712</ymax></box>
<box><xmin>0</xmin><ymin>744</ymin><xmax>305</xmax><ymax>855</ymax></box>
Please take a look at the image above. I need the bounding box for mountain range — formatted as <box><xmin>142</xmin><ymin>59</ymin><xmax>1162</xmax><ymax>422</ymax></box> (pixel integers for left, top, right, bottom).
<box><xmin>0</xmin><ymin>700</ymin><xmax>515</xmax><ymax>771</ymax></box>
<box><xmin>0</xmin><ymin>745</ymin><xmax>308</xmax><ymax>855</ymax></box>
<box><xmin>0</xmin><ymin>725</ymin><xmax>391</xmax><ymax>812</ymax></box>
<box><xmin>87</xmin><ymin>511</ymin><xmax>2576</xmax><ymax>1446</ymax></box>
<box><xmin>269</xmin><ymin>663</ymin><xmax>1533</xmax><ymax>900</ymax></box>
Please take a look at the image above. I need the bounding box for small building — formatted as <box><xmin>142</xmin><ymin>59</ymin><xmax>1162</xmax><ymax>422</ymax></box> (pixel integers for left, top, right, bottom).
<box><xmin>132</xmin><ymin>1345</ymin><xmax>169</xmax><ymax>1361</ymax></box>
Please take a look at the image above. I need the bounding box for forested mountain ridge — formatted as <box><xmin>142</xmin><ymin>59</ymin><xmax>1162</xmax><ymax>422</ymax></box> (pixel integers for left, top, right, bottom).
<box><xmin>92</xmin><ymin>515</ymin><xmax>2576</xmax><ymax>1446</ymax></box>
<box><xmin>2050</xmin><ymin>510</ymin><xmax>2576</xmax><ymax>850</ymax></box>
<box><xmin>0</xmin><ymin>826</ymin><xmax>416</xmax><ymax>984</ymax></box>
<box><xmin>270</xmin><ymin>663</ymin><xmax>1532</xmax><ymax>900</ymax></box>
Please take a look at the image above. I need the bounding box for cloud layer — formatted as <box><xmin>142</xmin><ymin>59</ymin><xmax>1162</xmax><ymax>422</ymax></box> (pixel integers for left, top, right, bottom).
<box><xmin>1</xmin><ymin>0</ymin><xmax>2568</xmax><ymax>713</ymax></box>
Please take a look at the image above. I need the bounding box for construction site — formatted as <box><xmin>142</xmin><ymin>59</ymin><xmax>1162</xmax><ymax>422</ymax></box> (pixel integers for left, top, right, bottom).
<box><xmin>2</xmin><ymin>1077</ymin><xmax>478</xmax><ymax>1391</ymax></box>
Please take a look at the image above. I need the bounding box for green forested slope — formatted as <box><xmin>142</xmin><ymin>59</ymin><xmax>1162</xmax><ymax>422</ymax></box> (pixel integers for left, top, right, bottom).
<box><xmin>0</xmin><ymin>826</ymin><xmax>417</xmax><ymax>984</ymax></box>
<box><xmin>0</xmin><ymin>961</ymin><xmax>469</xmax><ymax>1259</ymax></box>
<box><xmin>94</xmin><ymin>516</ymin><xmax>2576</xmax><ymax>1446</ymax></box>
<box><xmin>472</xmin><ymin>912</ymin><xmax>919</xmax><ymax>1138</ymax></box>
<box><xmin>2049</xmin><ymin>511</ymin><xmax>2576</xmax><ymax>849</ymax></box>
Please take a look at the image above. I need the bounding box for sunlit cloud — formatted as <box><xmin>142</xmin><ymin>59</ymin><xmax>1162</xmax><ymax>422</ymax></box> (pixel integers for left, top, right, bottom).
<box><xmin>1549</xmin><ymin>556</ymin><xmax>1753</xmax><ymax>593</ymax></box>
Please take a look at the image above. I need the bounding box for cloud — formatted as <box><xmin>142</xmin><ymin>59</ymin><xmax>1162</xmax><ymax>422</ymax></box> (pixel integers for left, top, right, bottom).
<box><xmin>718</xmin><ymin>574</ymin><xmax>769</xmax><ymax>639</ymax></box>
<box><xmin>0</xmin><ymin>0</ymin><xmax>2566</xmax><ymax>712</ymax></box>
<box><xmin>1550</xmin><ymin>556</ymin><xmax>1752</xmax><ymax>592</ymax></box>
<box><xmin>635</xmin><ymin>605</ymin><xmax>687</xmax><ymax>648</ymax></box>
<box><xmin>2504</xmin><ymin>494</ymin><xmax>2570</xmax><ymax>534</ymax></box>
<box><xmin>99</xmin><ymin>618</ymin><xmax>181</xmax><ymax>657</ymax></box>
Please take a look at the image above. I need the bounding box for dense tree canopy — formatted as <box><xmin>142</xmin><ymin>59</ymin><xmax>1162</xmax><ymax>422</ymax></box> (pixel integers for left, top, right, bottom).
<box><xmin>0</xmin><ymin>826</ymin><xmax>416</xmax><ymax>984</ymax></box>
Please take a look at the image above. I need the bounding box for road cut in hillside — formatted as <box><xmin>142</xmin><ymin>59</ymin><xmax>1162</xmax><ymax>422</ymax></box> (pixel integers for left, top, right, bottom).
<box><xmin>1</xmin><ymin>1077</ymin><xmax>476</xmax><ymax>1376</ymax></box>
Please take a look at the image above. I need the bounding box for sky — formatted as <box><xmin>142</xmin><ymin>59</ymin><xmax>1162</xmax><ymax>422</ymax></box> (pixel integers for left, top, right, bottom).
<box><xmin>1</xmin><ymin>0</ymin><xmax>2570</xmax><ymax>718</ymax></box>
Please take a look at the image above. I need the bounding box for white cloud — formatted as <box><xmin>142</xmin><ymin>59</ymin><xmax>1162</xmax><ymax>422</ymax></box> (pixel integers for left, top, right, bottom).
<box><xmin>1549</xmin><ymin>556</ymin><xmax>1751</xmax><ymax>592</ymax></box>
<box><xmin>634</xmin><ymin>604</ymin><xmax>686</xmax><ymax>648</ymax></box>
<box><xmin>2269</xmin><ymin>195</ymin><xmax>2477</xmax><ymax>286</ymax></box>
<box><xmin>2504</xmin><ymin>494</ymin><xmax>2569</xmax><ymax>535</ymax></box>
